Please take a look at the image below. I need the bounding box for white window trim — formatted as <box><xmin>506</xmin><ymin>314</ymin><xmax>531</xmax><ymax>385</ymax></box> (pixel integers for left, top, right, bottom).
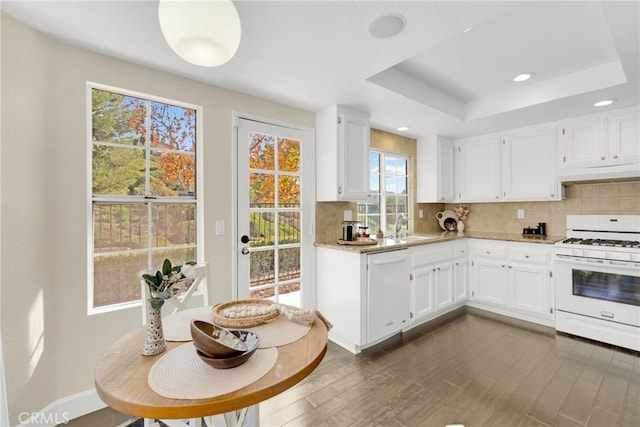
<box><xmin>86</xmin><ymin>82</ymin><xmax>204</xmax><ymax>315</ymax></box>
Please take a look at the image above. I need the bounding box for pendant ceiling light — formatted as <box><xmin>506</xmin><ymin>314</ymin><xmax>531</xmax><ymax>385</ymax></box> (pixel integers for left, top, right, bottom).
<box><xmin>158</xmin><ymin>0</ymin><xmax>241</xmax><ymax>67</ymax></box>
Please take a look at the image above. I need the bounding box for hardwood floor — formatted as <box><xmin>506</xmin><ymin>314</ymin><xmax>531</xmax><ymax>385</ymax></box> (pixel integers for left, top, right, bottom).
<box><xmin>66</xmin><ymin>308</ymin><xmax>639</xmax><ymax>427</ymax></box>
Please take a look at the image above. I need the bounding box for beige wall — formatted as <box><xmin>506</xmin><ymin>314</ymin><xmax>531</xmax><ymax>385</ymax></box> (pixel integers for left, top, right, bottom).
<box><xmin>444</xmin><ymin>181</ymin><xmax>640</xmax><ymax>236</ymax></box>
<box><xmin>0</xmin><ymin>13</ymin><xmax>314</xmax><ymax>424</ymax></box>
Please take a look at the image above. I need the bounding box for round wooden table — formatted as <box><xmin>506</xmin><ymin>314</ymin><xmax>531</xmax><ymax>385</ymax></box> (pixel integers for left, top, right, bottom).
<box><xmin>95</xmin><ymin>316</ymin><xmax>328</xmax><ymax>421</ymax></box>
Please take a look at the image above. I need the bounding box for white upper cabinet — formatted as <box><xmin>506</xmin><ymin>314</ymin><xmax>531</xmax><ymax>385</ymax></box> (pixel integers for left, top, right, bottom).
<box><xmin>455</xmin><ymin>136</ymin><xmax>502</xmax><ymax>202</ymax></box>
<box><xmin>559</xmin><ymin>117</ymin><xmax>608</xmax><ymax>168</ymax></box>
<box><xmin>416</xmin><ymin>136</ymin><xmax>454</xmax><ymax>202</ymax></box>
<box><xmin>316</xmin><ymin>105</ymin><xmax>370</xmax><ymax>201</ymax></box>
<box><xmin>502</xmin><ymin>126</ymin><xmax>560</xmax><ymax>201</ymax></box>
<box><xmin>609</xmin><ymin>109</ymin><xmax>640</xmax><ymax>165</ymax></box>
<box><xmin>558</xmin><ymin>106</ymin><xmax>639</xmax><ymax>182</ymax></box>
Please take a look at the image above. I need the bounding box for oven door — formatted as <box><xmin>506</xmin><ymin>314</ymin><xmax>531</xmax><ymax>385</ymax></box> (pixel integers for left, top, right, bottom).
<box><xmin>555</xmin><ymin>254</ymin><xmax>640</xmax><ymax>327</ymax></box>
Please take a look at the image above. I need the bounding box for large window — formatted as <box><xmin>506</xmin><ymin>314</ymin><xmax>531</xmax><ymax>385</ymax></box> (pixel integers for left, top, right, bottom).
<box><xmin>358</xmin><ymin>151</ymin><xmax>409</xmax><ymax>236</ymax></box>
<box><xmin>89</xmin><ymin>84</ymin><xmax>200</xmax><ymax>312</ymax></box>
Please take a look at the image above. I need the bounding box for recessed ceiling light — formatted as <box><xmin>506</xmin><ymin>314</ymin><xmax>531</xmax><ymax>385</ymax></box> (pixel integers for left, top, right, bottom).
<box><xmin>397</xmin><ymin>126</ymin><xmax>409</xmax><ymax>131</ymax></box>
<box><xmin>463</xmin><ymin>27</ymin><xmax>473</xmax><ymax>33</ymax></box>
<box><xmin>594</xmin><ymin>99</ymin><xmax>616</xmax><ymax>107</ymax></box>
<box><xmin>513</xmin><ymin>73</ymin><xmax>535</xmax><ymax>82</ymax></box>
<box><xmin>369</xmin><ymin>15</ymin><xmax>406</xmax><ymax>39</ymax></box>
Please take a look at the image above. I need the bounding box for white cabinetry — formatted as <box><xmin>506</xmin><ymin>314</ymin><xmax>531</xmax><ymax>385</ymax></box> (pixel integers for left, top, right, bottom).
<box><xmin>367</xmin><ymin>250</ymin><xmax>410</xmax><ymax>344</ymax></box>
<box><xmin>559</xmin><ymin>106</ymin><xmax>639</xmax><ymax>182</ymax></box>
<box><xmin>417</xmin><ymin>136</ymin><xmax>455</xmax><ymax>202</ymax></box>
<box><xmin>468</xmin><ymin>239</ymin><xmax>554</xmax><ymax>326</ymax></box>
<box><xmin>502</xmin><ymin>127</ymin><xmax>560</xmax><ymax>201</ymax></box>
<box><xmin>316</xmin><ymin>105</ymin><xmax>370</xmax><ymax>201</ymax></box>
<box><xmin>316</xmin><ymin>247</ymin><xmax>409</xmax><ymax>353</ymax></box>
<box><xmin>454</xmin><ymin>136</ymin><xmax>501</xmax><ymax>202</ymax></box>
<box><xmin>409</xmin><ymin>240</ymin><xmax>467</xmax><ymax>326</ymax></box>
<box><xmin>453</xmin><ymin>242</ymin><xmax>468</xmax><ymax>303</ymax></box>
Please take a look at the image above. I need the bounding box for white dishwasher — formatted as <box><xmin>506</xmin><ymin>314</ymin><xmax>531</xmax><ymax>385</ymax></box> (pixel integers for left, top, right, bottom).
<box><xmin>367</xmin><ymin>249</ymin><xmax>410</xmax><ymax>344</ymax></box>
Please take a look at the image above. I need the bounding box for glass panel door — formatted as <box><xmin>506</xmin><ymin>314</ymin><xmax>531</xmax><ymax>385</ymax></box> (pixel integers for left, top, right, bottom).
<box><xmin>236</xmin><ymin>118</ymin><xmax>312</xmax><ymax>308</ymax></box>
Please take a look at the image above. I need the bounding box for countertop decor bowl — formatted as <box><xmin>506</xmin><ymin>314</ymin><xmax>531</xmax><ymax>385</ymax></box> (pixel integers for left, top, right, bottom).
<box><xmin>195</xmin><ymin>330</ymin><xmax>260</xmax><ymax>369</ymax></box>
<box><xmin>190</xmin><ymin>320</ymin><xmax>247</xmax><ymax>357</ymax></box>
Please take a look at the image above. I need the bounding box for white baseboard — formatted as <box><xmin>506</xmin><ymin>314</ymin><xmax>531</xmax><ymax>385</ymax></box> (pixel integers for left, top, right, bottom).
<box><xmin>16</xmin><ymin>388</ymin><xmax>106</xmax><ymax>427</ymax></box>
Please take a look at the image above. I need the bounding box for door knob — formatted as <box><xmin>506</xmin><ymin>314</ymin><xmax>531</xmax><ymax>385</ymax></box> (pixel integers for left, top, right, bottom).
<box><xmin>241</xmin><ymin>247</ymin><xmax>250</xmax><ymax>255</ymax></box>
<box><xmin>241</xmin><ymin>235</ymin><xmax>250</xmax><ymax>244</ymax></box>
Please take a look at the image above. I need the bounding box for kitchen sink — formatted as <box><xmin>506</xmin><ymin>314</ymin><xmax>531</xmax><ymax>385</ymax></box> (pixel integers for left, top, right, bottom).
<box><xmin>390</xmin><ymin>235</ymin><xmax>440</xmax><ymax>244</ymax></box>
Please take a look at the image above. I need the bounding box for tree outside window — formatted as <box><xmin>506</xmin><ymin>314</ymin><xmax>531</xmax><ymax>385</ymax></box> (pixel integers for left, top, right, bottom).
<box><xmin>90</xmin><ymin>85</ymin><xmax>199</xmax><ymax>310</ymax></box>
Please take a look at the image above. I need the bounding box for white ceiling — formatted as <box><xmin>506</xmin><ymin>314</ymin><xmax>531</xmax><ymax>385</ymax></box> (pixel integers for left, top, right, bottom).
<box><xmin>2</xmin><ymin>0</ymin><xmax>638</xmax><ymax>139</ymax></box>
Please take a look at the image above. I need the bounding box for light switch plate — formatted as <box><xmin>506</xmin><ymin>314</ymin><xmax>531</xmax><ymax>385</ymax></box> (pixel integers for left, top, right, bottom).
<box><xmin>517</xmin><ymin>209</ymin><xmax>525</xmax><ymax>219</ymax></box>
<box><xmin>215</xmin><ymin>220</ymin><xmax>225</xmax><ymax>235</ymax></box>
<box><xmin>343</xmin><ymin>210</ymin><xmax>353</xmax><ymax>221</ymax></box>
<box><xmin>419</xmin><ymin>209</ymin><xmax>424</xmax><ymax>219</ymax></box>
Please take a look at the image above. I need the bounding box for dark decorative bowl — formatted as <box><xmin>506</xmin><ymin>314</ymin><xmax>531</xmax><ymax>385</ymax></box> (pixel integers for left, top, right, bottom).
<box><xmin>194</xmin><ymin>330</ymin><xmax>260</xmax><ymax>369</ymax></box>
<box><xmin>190</xmin><ymin>320</ymin><xmax>247</xmax><ymax>357</ymax></box>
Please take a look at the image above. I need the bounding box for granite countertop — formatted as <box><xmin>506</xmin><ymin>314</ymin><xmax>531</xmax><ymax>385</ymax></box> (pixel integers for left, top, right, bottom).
<box><xmin>314</xmin><ymin>231</ymin><xmax>565</xmax><ymax>253</ymax></box>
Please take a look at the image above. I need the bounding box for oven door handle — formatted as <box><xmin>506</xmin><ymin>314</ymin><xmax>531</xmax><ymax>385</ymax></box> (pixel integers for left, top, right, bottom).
<box><xmin>555</xmin><ymin>254</ymin><xmax>640</xmax><ymax>271</ymax></box>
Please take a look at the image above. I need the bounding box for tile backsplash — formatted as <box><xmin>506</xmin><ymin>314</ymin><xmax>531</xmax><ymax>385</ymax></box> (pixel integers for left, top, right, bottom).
<box><xmin>442</xmin><ymin>181</ymin><xmax>640</xmax><ymax>237</ymax></box>
<box><xmin>316</xmin><ymin>181</ymin><xmax>640</xmax><ymax>242</ymax></box>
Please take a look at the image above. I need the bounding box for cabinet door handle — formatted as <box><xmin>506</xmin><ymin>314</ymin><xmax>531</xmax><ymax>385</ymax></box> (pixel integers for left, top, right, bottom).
<box><xmin>601</xmin><ymin>156</ymin><xmax>606</xmax><ymax>160</ymax></box>
<box><xmin>486</xmin><ymin>251</ymin><xmax>491</xmax><ymax>254</ymax></box>
<box><xmin>525</xmin><ymin>255</ymin><xmax>530</xmax><ymax>258</ymax></box>
<box><xmin>436</xmin><ymin>267</ymin><xmax>441</xmax><ymax>271</ymax></box>
<box><xmin>613</xmin><ymin>155</ymin><xmax>618</xmax><ymax>159</ymax></box>
<box><xmin>508</xmin><ymin>265</ymin><xmax>513</xmax><ymax>269</ymax></box>
<box><xmin>551</xmin><ymin>194</ymin><xmax>555</xmax><ymax>197</ymax></box>
<box><xmin>502</xmin><ymin>264</ymin><xmax>506</xmax><ymax>268</ymax></box>
<box><xmin>338</xmin><ymin>185</ymin><xmax>343</xmax><ymax>194</ymax></box>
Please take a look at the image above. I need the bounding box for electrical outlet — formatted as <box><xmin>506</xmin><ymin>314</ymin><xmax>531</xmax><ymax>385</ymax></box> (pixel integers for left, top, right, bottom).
<box><xmin>419</xmin><ymin>209</ymin><xmax>424</xmax><ymax>219</ymax></box>
<box><xmin>517</xmin><ymin>209</ymin><xmax>525</xmax><ymax>219</ymax></box>
<box><xmin>343</xmin><ymin>210</ymin><xmax>353</xmax><ymax>221</ymax></box>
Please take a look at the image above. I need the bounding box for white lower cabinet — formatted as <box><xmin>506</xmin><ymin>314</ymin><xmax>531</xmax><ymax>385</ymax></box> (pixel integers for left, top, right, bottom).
<box><xmin>409</xmin><ymin>240</ymin><xmax>467</xmax><ymax>326</ymax></box>
<box><xmin>468</xmin><ymin>239</ymin><xmax>554</xmax><ymax>326</ymax></box>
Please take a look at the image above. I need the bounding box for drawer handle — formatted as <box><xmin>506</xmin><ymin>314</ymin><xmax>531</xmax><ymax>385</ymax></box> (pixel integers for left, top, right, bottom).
<box><xmin>525</xmin><ymin>255</ymin><xmax>530</xmax><ymax>258</ymax></box>
<box><xmin>486</xmin><ymin>251</ymin><xmax>491</xmax><ymax>254</ymax></box>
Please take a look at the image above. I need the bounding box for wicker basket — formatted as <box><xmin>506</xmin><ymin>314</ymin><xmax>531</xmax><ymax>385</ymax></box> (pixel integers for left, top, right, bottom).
<box><xmin>212</xmin><ymin>299</ymin><xmax>280</xmax><ymax>328</ymax></box>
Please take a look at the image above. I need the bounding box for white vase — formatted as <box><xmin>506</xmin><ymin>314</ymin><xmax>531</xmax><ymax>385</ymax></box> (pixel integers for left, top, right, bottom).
<box><xmin>142</xmin><ymin>299</ymin><xmax>167</xmax><ymax>356</ymax></box>
<box><xmin>457</xmin><ymin>220</ymin><xmax>465</xmax><ymax>235</ymax></box>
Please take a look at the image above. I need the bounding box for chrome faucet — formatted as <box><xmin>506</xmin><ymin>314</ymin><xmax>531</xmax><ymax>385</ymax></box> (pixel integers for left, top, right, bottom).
<box><xmin>395</xmin><ymin>214</ymin><xmax>406</xmax><ymax>238</ymax></box>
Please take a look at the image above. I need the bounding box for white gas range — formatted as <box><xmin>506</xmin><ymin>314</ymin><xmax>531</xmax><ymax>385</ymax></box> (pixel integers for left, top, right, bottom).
<box><xmin>554</xmin><ymin>215</ymin><xmax>640</xmax><ymax>351</ymax></box>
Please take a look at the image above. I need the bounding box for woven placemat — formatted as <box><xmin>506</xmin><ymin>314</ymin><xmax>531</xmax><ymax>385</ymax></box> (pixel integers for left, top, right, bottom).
<box><xmin>163</xmin><ymin>307</ymin><xmax>214</xmax><ymax>342</ymax></box>
<box><xmin>249</xmin><ymin>316</ymin><xmax>311</xmax><ymax>348</ymax></box>
<box><xmin>148</xmin><ymin>343</ymin><xmax>278</xmax><ymax>400</ymax></box>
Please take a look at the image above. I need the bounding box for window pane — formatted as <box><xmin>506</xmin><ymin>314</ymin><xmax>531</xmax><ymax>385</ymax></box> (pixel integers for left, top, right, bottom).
<box><xmin>92</xmin><ymin>145</ymin><xmax>146</xmax><ymax>196</ymax></box>
<box><xmin>92</xmin><ymin>89</ymin><xmax>146</xmax><ymax>146</ymax></box>
<box><xmin>249</xmin><ymin>133</ymin><xmax>275</xmax><ymax>170</ymax></box>
<box><xmin>249</xmin><ymin>173</ymin><xmax>275</xmax><ymax>206</ymax></box>
<box><xmin>385</xmin><ymin>156</ymin><xmax>397</xmax><ymax>176</ymax></box>
<box><xmin>370</xmin><ymin>174</ymin><xmax>380</xmax><ymax>192</ymax></box>
<box><xmin>396</xmin><ymin>158</ymin><xmax>407</xmax><ymax>175</ymax></box>
<box><xmin>151</xmin><ymin>247</ymin><xmax>196</xmax><ymax>271</ymax></box>
<box><xmin>149</xmin><ymin>151</ymin><xmax>195</xmax><ymax>197</ymax></box>
<box><xmin>249</xmin><ymin>212</ymin><xmax>275</xmax><ymax>247</ymax></box>
<box><xmin>278</xmin><ymin>175</ymin><xmax>300</xmax><ymax>207</ymax></box>
<box><xmin>279</xmin><ymin>212</ymin><xmax>300</xmax><ymax>244</ymax></box>
<box><xmin>151</xmin><ymin>204</ymin><xmax>196</xmax><ymax>248</ymax></box>
<box><xmin>250</xmin><ymin>249</ymin><xmax>275</xmax><ymax>288</ymax></box>
<box><xmin>397</xmin><ymin>176</ymin><xmax>407</xmax><ymax>194</ymax></box>
<box><xmin>370</xmin><ymin>152</ymin><xmax>380</xmax><ymax>173</ymax></box>
<box><xmin>385</xmin><ymin>176</ymin><xmax>397</xmax><ymax>194</ymax></box>
<box><xmin>94</xmin><ymin>203</ymin><xmax>147</xmax><ymax>252</ymax></box>
<box><xmin>278</xmin><ymin>138</ymin><xmax>300</xmax><ymax>172</ymax></box>
<box><xmin>93</xmin><ymin>252</ymin><xmax>147</xmax><ymax>307</ymax></box>
<box><xmin>279</xmin><ymin>247</ymin><xmax>300</xmax><ymax>282</ymax></box>
<box><xmin>150</xmin><ymin>102</ymin><xmax>196</xmax><ymax>151</ymax></box>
